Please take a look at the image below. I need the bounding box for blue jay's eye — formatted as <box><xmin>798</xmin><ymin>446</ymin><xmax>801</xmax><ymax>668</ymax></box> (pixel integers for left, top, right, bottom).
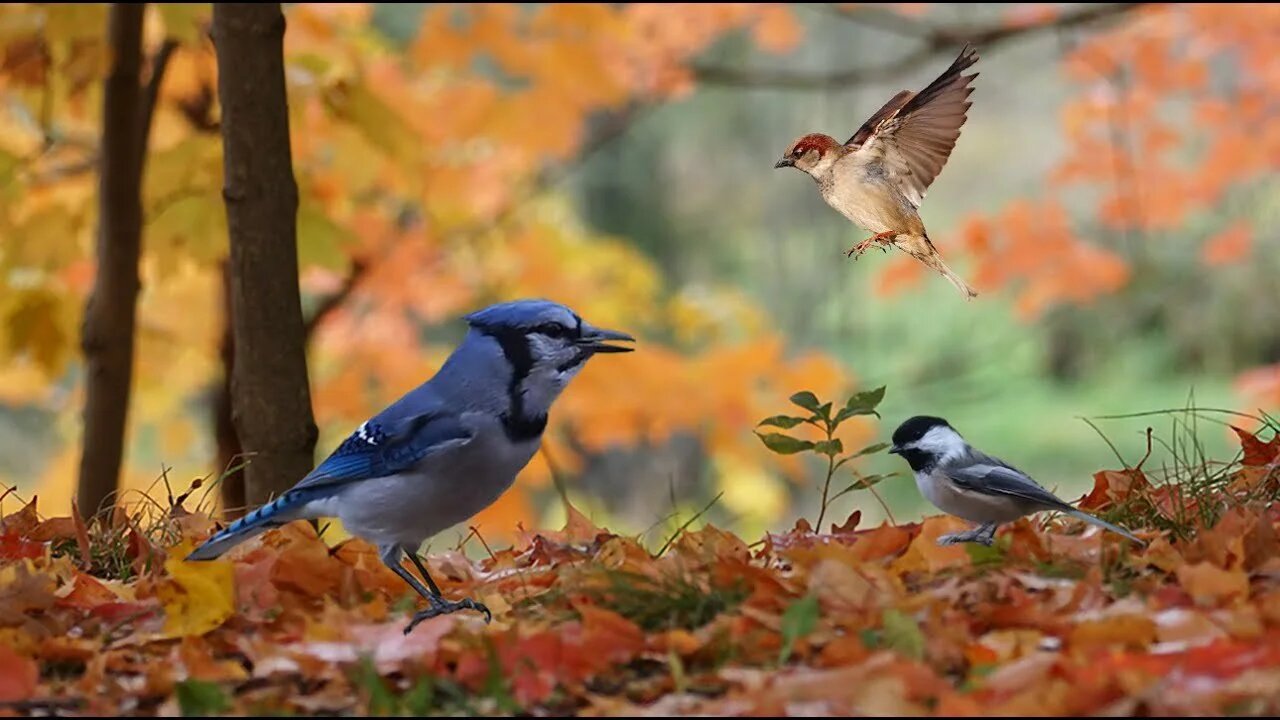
<box><xmin>535</xmin><ymin>323</ymin><xmax>570</xmax><ymax>339</ymax></box>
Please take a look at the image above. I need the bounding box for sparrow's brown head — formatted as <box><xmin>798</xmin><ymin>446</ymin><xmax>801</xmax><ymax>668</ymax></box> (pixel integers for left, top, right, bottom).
<box><xmin>774</xmin><ymin>133</ymin><xmax>842</xmax><ymax>175</ymax></box>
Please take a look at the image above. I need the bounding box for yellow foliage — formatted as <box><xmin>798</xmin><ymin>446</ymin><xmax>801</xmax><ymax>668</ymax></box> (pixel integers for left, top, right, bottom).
<box><xmin>3</xmin><ymin>3</ymin><xmax>848</xmax><ymax>540</ymax></box>
<box><xmin>157</xmin><ymin>540</ymin><xmax>236</xmax><ymax>637</ymax></box>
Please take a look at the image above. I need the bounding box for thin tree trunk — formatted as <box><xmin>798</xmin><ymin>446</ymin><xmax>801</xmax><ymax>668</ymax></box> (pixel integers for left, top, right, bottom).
<box><xmin>214</xmin><ymin>261</ymin><xmax>246</xmax><ymax>517</ymax></box>
<box><xmin>212</xmin><ymin>3</ymin><xmax>317</xmax><ymax>507</ymax></box>
<box><xmin>77</xmin><ymin>4</ymin><xmax>146</xmax><ymax>518</ymax></box>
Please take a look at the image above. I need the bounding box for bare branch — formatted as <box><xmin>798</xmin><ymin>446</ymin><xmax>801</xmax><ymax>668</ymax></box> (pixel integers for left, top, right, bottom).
<box><xmin>303</xmin><ymin>258</ymin><xmax>368</xmax><ymax>340</ymax></box>
<box><xmin>692</xmin><ymin>3</ymin><xmax>1147</xmax><ymax>90</ymax></box>
<box><xmin>139</xmin><ymin>38</ymin><xmax>179</xmax><ymax>148</ymax></box>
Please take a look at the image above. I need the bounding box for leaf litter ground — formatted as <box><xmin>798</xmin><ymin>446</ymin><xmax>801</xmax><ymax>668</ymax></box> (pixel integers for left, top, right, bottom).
<box><xmin>1</xmin><ymin>426</ymin><xmax>1279</xmax><ymax>716</ymax></box>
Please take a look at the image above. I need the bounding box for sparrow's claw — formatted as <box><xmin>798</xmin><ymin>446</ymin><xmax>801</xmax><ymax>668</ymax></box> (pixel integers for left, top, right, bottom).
<box><xmin>403</xmin><ymin>595</ymin><xmax>492</xmax><ymax>634</ymax></box>
<box><xmin>845</xmin><ymin>231</ymin><xmax>897</xmax><ymax>259</ymax></box>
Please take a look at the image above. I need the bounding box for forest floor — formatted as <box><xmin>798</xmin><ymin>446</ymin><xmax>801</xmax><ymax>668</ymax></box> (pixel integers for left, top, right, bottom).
<box><xmin>1</xmin><ymin>424</ymin><xmax>1279</xmax><ymax>716</ymax></box>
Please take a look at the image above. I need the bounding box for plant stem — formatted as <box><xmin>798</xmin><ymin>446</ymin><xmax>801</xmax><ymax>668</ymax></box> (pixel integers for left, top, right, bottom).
<box><xmin>817</xmin><ymin>450</ymin><xmax>835</xmax><ymax>531</ymax></box>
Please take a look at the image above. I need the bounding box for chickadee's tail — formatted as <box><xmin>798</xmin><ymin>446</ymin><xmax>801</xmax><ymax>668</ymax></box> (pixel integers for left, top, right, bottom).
<box><xmin>1065</xmin><ymin>508</ymin><xmax>1147</xmax><ymax>548</ymax></box>
<box><xmin>185</xmin><ymin>490</ymin><xmax>310</xmax><ymax>561</ymax></box>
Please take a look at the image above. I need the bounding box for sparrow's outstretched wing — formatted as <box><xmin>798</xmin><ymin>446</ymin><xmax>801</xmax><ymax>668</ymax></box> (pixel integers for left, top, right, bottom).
<box><xmin>846</xmin><ymin>45</ymin><xmax>978</xmax><ymax>208</ymax></box>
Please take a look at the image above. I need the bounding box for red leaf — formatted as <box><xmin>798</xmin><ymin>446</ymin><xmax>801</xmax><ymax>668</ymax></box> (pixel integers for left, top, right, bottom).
<box><xmin>55</xmin><ymin>573</ymin><xmax>121</xmax><ymax>611</ymax></box>
<box><xmin>0</xmin><ymin>497</ymin><xmax>40</xmax><ymax>536</ymax></box>
<box><xmin>0</xmin><ymin>645</ymin><xmax>37</xmax><ymax>703</ymax></box>
<box><xmin>0</xmin><ymin>533</ymin><xmax>45</xmax><ymax>560</ymax></box>
<box><xmin>1231</xmin><ymin>426</ymin><xmax>1280</xmax><ymax>467</ymax></box>
<box><xmin>1079</xmin><ymin>468</ymin><xmax>1150</xmax><ymax>511</ymax></box>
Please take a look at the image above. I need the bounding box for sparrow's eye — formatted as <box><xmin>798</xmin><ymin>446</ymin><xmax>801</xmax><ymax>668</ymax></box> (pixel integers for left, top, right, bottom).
<box><xmin>792</xmin><ymin>147</ymin><xmax>803</xmax><ymax>157</ymax></box>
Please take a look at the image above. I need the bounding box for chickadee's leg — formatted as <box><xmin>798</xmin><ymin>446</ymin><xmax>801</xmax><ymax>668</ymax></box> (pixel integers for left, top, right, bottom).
<box><xmin>936</xmin><ymin>523</ymin><xmax>999</xmax><ymax>546</ymax></box>
<box><xmin>977</xmin><ymin>523</ymin><xmax>999</xmax><ymax>546</ymax></box>
<box><xmin>845</xmin><ymin>231</ymin><xmax>898</xmax><ymax>259</ymax></box>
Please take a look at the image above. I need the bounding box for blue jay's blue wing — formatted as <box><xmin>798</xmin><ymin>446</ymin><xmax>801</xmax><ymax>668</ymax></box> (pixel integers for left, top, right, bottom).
<box><xmin>187</xmin><ymin>398</ymin><xmax>472</xmax><ymax>562</ymax></box>
<box><xmin>946</xmin><ymin>461</ymin><xmax>1072</xmax><ymax>511</ymax></box>
<box><xmin>295</xmin><ymin>410</ymin><xmax>473</xmax><ymax>490</ymax></box>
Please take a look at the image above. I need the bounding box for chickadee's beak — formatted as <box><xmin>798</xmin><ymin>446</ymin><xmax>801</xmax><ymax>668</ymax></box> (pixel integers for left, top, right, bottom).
<box><xmin>577</xmin><ymin>324</ymin><xmax>635</xmax><ymax>354</ymax></box>
<box><xmin>774</xmin><ymin>157</ymin><xmax>795</xmax><ymax>169</ymax></box>
<box><xmin>888</xmin><ymin>445</ymin><xmax>903</xmax><ymax>455</ymax></box>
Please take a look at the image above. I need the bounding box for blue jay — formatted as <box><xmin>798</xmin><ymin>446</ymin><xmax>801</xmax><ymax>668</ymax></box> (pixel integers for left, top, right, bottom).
<box><xmin>187</xmin><ymin>299</ymin><xmax>634</xmax><ymax>633</ymax></box>
<box><xmin>889</xmin><ymin>416</ymin><xmax>1146</xmax><ymax>547</ymax></box>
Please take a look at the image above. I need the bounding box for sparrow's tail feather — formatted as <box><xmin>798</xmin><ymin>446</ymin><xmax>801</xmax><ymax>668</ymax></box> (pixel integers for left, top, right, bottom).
<box><xmin>185</xmin><ymin>489</ymin><xmax>314</xmax><ymax>561</ymax></box>
<box><xmin>1065</xmin><ymin>508</ymin><xmax>1147</xmax><ymax>547</ymax></box>
<box><xmin>919</xmin><ymin>247</ymin><xmax>978</xmax><ymax>300</ymax></box>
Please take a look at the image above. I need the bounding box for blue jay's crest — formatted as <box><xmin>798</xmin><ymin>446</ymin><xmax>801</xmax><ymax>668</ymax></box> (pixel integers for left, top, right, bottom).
<box><xmin>464</xmin><ymin>299</ymin><xmax>581</xmax><ymax>334</ymax></box>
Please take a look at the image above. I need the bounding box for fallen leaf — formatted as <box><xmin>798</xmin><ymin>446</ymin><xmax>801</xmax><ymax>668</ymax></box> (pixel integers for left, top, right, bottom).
<box><xmin>1177</xmin><ymin>561</ymin><xmax>1250</xmax><ymax>607</ymax></box>
<box><xmin>1231</xmin><ymin>425</ymin><xmax>1280</xmax><ymax>467</ymax></box>
<box><xmin>157</xmin><ymin>540</ymin><xmax>235</xmax><ymax>637</ymax></box>
<box><xmin>0</xmin><ymin>644</ymin><xmax>37</xmax><ymax>703</ymax></box>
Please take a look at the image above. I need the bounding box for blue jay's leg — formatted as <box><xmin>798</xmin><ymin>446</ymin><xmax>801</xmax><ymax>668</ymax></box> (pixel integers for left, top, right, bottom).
<box><xmin>379</xmin><ymin>544</ymin><xmax>491</xmax><ymax>634</ymax></box>
<box><xmin>405</xmin><ymin>550</ymin><xmax>444</xmax><ymax>597</ymax></box>
<box><xmin>937</xmin><ymin>522</ymin><xmax>999</xmax><ymax>546</ymax></box>
<box><xmin>379</xmin><ymin>544</ymin><xmax>437</xmax><ymax>601</ymax></box>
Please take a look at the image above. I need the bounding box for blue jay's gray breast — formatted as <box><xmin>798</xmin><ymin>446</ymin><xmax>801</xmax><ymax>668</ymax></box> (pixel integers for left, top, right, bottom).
<box><xmin>328</xmin><ymin>413</ymin><xmax>541</xmax><ymax>548</ymax></box>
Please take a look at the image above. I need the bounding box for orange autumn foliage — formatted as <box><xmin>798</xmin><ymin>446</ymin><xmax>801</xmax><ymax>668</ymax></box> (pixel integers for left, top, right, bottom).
<box><xmin>0</xmin><ymin>3</ymin><xmax>860</xmax><ymax>536</ymax></box>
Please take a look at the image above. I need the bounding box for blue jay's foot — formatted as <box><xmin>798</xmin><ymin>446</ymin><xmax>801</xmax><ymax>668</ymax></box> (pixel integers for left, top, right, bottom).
<box><xmin>403</xmin><ymin>595</ymin><xmax>491</xmax><ymax>635</ymax></box>
<box><xmin>936</xmin><ymin>523</ymin><xmax>998</xmax><ymax>547</ymax></box>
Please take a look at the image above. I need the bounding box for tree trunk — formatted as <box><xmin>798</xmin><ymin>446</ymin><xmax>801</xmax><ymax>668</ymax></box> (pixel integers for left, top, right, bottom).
<box><xmin>214</xmin><ymin>260</ymin><xmax>246</xmax><ymax>517</ymax></box>
<box><xmin>77</xmin><ymin>4</ymin><xmax>146</xmax><ymax>518</ymax></box>
<box><xmin>212</xmin><ymin>3</ymin><xmax>318</xmax><ymax>507</ymax></box>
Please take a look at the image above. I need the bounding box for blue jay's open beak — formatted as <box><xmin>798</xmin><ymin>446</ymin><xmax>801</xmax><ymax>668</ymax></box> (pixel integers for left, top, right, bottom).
<box><xmin>774</xmin><ymin>157</ymin><xmax>794</xmax><ymax>169</ymax></box>
<box><xmin>888</xmin><ymin>445</ymin><xmax>903</xmax><ymax>455</ymax></box>
<box><xmin>577</xmin><ymin>324</ymin><xmax>635</xmax><ymax>354</ymax></box>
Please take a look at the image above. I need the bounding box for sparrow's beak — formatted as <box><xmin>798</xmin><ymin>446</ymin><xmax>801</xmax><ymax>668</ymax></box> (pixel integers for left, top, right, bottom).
<box><xmin>888</xmin><ymin>445</ymin><xmax>903</xmax><ymax>455</ymax></box>
<box><xmin>774</xmin><ymin>157</ymin><xmax>795</xmax><ymax>169</ymax></box>
<box><xmin>577</xmin><ymin>324</ymin><xmax>635</xmax><ymax>354</ymax></box>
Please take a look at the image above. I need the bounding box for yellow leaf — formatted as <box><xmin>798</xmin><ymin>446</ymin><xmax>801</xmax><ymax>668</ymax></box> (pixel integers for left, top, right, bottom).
<box><xmin>297</xmin><ymin>203</ymin><xmax>354</xmax><ymax>271</ymax></box>
<box><xmin>145</xmin><ymin>193</ymin><xmax>228</xmax><ymax>273</ymax></box>
<box><xmin>44</xmin><ymin>5</ymin><xmax>107</xmax><ymax>43</ymax></box>
<box><xmin>322</xmin><ymin>79</ymin><xmax>419</xmax><ymax>163</ymax></box>
<box><xmin>1177</xmin><ymin>561</ymin><xmax>1250</xmax><ymax>607</ymax></box>
<box><xmin>0</xmin><ymin>286</ymin><xmax>74</xmax><ymax>375</ymax></box>
<box><xmin>157</xmin><ymin>540</ymin><xmax>235</xmax><ymax>637</ymax></box>
<box><xmin>156</xmin><ymin>3</ymin><xmax>209</xmax><ymax>45</ymax></box>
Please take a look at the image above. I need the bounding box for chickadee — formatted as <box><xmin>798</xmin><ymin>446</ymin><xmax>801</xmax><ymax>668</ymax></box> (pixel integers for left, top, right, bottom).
<box><xmin>888</xmin><ymin>416</ymin><xmax>1146</xmax><ymax>547</ymax></box>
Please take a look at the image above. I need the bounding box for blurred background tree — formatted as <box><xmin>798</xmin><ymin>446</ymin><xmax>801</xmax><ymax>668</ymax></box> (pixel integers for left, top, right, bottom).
<box><xmin>0</xmin><ymin>3</ymin><xmax>1276</xmax><ymax>545</ymax></box>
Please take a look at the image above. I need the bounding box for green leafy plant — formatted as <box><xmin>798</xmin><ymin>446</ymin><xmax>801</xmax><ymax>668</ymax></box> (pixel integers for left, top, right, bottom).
<box><xmin>756</xmin><ymin>387</ymin><xmax>895</xmax><ymax>529</ymax></box>
<box><xmin>777</xmin><ymin>593</ymin><xmax>819</xmax><ymax>666</ymax></box>
<box><xmin>176</xmin><ymin>679</ymin><xmax>231</xmax><ymax>717</ymax></box>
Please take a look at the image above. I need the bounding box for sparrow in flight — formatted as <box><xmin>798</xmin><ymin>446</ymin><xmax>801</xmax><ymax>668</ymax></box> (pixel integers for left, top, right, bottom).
<box><xmin>775</xmin><ymin>45</ymin><xmax>980</xmax><ymax>299</ymax></box>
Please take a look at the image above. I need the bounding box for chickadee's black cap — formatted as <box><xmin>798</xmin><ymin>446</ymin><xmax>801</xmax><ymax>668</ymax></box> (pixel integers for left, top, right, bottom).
<box><xmin>891</xmin><ymin>415</ymin><xmax>952</xmax><ymax>447</ymax></box>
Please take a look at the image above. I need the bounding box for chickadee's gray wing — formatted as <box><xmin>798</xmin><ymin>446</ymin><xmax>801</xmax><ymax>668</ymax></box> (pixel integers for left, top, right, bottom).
<box><xmin>946</xmin><ymin>460</ymin><xmax>1073</xmax><ymax>511</ymax></box>
<box><xmin>947</xmin><ymin>456</ymin><xmax>1146</xmax><ymax>547</ymax></box>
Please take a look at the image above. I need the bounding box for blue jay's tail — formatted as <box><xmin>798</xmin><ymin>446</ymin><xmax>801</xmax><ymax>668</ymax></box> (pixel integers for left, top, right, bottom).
<box><xmin>1065</xmin><ymin>508</ymin><xmax>1146</xmax><ymax>548</ymax></box>
<box><xmin>186</xmin><ymin>490</ymin><xmax>311</xmax><ymax>561</ymax></box>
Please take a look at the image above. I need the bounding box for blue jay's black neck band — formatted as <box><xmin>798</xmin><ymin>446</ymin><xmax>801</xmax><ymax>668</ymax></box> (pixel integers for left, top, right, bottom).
<box><xmin>557</xmin><ymin>349</ymin><xmax>589</xmax><ymax>374</ymax></box>
<box><xmin>482</xmin><ymin>327</ymin><xmax>549</xmax><ymax>443</ymax></box>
